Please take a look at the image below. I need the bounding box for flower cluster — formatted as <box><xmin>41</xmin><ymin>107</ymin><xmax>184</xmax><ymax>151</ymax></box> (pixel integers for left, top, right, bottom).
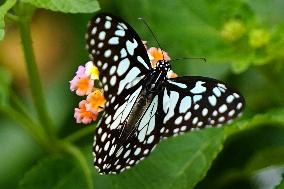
<box><xmin>70</xmin><ymin>42</ymin><xmax>177</xmax><ymax>125</ymax></box>
<box><xmin>70</xmin><ymin>61</ymin><xmax>105</xmax><ymax>124</ymax></box>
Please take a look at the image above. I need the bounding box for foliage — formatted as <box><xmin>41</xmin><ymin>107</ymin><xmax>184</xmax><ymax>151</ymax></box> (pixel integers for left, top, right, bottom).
<box><xmin>0</xmin><ymin>0</ymin><xmax>284</xmax><ymax>189</ymax></box>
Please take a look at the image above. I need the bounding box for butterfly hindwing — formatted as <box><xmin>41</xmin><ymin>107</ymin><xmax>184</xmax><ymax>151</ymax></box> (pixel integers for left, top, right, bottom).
<box><xmin>159</xmin><ymin>76</ymin><xmax>245</xmax><ymax>138</ymax></box>
<box><xmin>93</xmin><ymin>83</ymin><xmax>161</xmax><ymax>174</ymax></box>
<box><xmin>86</xmin><ymin>13</ymin><xmax>151</xmax><ymax>100</ymax></box>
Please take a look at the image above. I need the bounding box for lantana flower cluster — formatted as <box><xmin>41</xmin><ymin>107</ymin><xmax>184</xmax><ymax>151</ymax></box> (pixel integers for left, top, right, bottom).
<box><xmin>70</xmin><ymin>61</ymin><xmax>105</xmax><ymax>124</ymax></box>
<box><xmin>70</xmin><ymin>42</ymin><xmax>177</xmax><ymax>125</ymax></box>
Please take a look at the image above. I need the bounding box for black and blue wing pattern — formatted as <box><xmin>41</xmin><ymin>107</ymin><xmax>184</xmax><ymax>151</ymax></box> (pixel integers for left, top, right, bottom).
<box><xmin>86</xmin><ymin>13</ymin><xmax>245</xmax><ymax>175</ymax></box>
<box><xmin>159</xmin><ymin>76</ymin><xmax>245</xmax><ymax>138</ymax></box>
<box><xmin>86</xmin><ymin>13</ymin><xmax>151</xmax><ymax>100</ymax></box>
<box><xmin>86</xmin><ymin>13</ymin><xmax>161</xmax><ymax>174</ymax></box>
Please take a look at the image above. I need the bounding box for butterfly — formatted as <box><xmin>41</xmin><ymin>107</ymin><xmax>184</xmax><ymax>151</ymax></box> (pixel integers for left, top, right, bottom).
<box><xmin>85</xmin><ymin>13</ymin><xmax>245</xmax><ymax>174</ymax></box>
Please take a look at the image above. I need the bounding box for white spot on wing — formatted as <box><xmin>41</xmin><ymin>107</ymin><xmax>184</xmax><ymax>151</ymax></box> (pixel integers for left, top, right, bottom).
<box><xmin>91</xmin><ymin>27</ymin><xmax>97</xmax><ymax>35</ymax></box>
<box><xmin>134</xmin><ymin>147</ymin><xmax>141</xmax><ymax>155</ymax></box>
<box><xmin>137</xmin><ymin>56</ymin><xmax>150</xmax><ymax>69</ymax></box>
<box><xmin>208</xmin><ymin>95</ymin><xmax>217</xmax><ymax>106</ymax></box>
<box><xmin>168</xmin><ymin>80</ymin><xmax>187</xmax><ymax>89</ymax></box>
<box><xmin>99</xmin><ymin>31</ymin><xmax>106</xmax><ymax>40</ymax></box>
<box><xmin>226</xmin><ymin>95</ymin><xmax>234</xmax><ymax>103</ymax></box>
<box><xmin>109</xmin><ymin>66</ymin><xmax>116</xmax><ymax>75</ymax></box>
<box><xmin>163</xmin><ymin>91</ymin><xmax>179</xmax><ymax>124</ymax></box>
<box><xmin>109</xmin><ymin>37</ymin><xmax>119</xmax><ymax>45</ymax></box>
<box><xmin>115</xmin><ymin>30</ymin><xmax>125</xmax><ymax>37</ymax></box>
<box><xmin>219</xmin><ymin>104</ymin><xmax>227</xmax><ymax>113</ymax></box>
<box><xmin>126</xmin><ymin>39</ymin><xmax>138</xmax><ymax>55</ymax></box>
<box><xmin>120</xmin><ymin>48</ymin><xmax>127</xmax><ymax>58</ymax></box>
<box><xmin>190</xmin><ymin>81</ymin><xmax>206</xmax><ymax>94</ymax></box>
<box><xmin>237</xmin><ymin>103</ymin><xmax>242</xmax><ymax>110</ymax></box>
<box><xmin>104</xmin><ymin>49</ymin><xmax>111</xmax><ymax>58</ymax></box>
<box><xmin>110</xmin><ymin>76</ymin><xmax>117</xmax><ymax>86</ymax></box>
<box><xmin>184</xmin><ymin>112</ymin><xmax>191</xmax><ymax>121</ymax></box>
<box><xmin>213</xmin><ymin>87</ymin><xmax>221</xmax><ymax>97</ymax></box>
<box><xmin>174</xmin><ymin>116</ymin><xmax>183</xmax><ymax>125</ymax></box>
<box><xmin>193</xmin><ymin>95</ymin><xmax>202</xmax><ymax>103</ymax></box>
<box><xmin>147</xmin><ymin>135</ymin><xmax>154</xmax><ymax>144</ymax></box>
<box><xmin>117</xmin><ymin>58</ymin><xmax>130</xmax><ymax>76</ymax></box>
<box><xmin>179</xmin><ymin>96</ymin><xmax>191</xmax><ymax>113</ymax></box>
<box><xmin>163</xmin><ymin>88</ymin><xmax>170</xmax><ymax>113</ymax></box>
<box><xmin>202</xmin><ymin>108</ymin><xmax>208</xmax><ymax>116</ymax></box>
<box><xmin>104</xmin><ymin>21</ymin><xmax>111</xmax><ymax>29</ymax></box>
<box><xmin>95</xmin><ymin>17</ymin><xmax>101</xmax><ymax>23</ymax></box>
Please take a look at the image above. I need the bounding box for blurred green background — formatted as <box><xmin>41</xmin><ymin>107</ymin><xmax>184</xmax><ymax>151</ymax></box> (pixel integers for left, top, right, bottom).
<box><xmin>1</xmin><ymin>0</ymin><xmax>284</xmax><ymax>188</ymax></box>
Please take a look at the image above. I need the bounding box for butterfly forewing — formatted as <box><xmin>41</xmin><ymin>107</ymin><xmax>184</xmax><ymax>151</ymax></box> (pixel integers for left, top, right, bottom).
<box><xmin>87</xmin><ymin>13</ymin><xmax>161</xmax><ymax>174</ymax></box>
<box><xmin>159</xmin><ymin>76</ymin><xmax>245</xmax><ymax>138</ymax></box>
<box><xmin>86</xmin><ymin>13</ymin><xmax>151</xmax><ymax>100</ymax></box>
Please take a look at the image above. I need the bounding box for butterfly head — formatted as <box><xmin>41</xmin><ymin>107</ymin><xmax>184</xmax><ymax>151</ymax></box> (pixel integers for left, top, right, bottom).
<box><xmin>156</xmin><ymin>60</ymin><xmax>171</xmax><ymax>73</ymax></box>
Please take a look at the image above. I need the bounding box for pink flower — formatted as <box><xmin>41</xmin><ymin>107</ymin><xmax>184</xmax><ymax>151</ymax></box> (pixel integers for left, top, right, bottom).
<box><xmin>69</xmin><ymin>76</ymin><xmax>94</xmax><ymax>96</ymax></box>
<box><xmin>74</xmin><ymin>100</ymin><xmax>98</xmax><ymax>124</ymax></box>
<box><xmin>76</xmin><ymin>65</ymin><xmax>86</xmax><ymax>77</ymax></box>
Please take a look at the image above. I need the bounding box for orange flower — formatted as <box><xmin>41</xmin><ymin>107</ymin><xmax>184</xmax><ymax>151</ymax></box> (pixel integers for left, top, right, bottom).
<box><xmin>85</xmin><ymin>89</ymin><xmax>106</xmax><ymax>114</ymax></box>
<box><xmin>147</xmin><ymin>47</ymin><xmax>171</xmax><ymax>68</ymax></box>
<box><xmin>74</xmin><ymin>100</ymin><xmax>98</xmax><ymax>124</ymax></box>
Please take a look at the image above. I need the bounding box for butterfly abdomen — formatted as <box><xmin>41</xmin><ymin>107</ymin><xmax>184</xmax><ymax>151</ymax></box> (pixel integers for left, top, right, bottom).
<box><xmin>125</xmin><ymin>88</ymin><xmax>155</xmax><ymax>136</ymax></box>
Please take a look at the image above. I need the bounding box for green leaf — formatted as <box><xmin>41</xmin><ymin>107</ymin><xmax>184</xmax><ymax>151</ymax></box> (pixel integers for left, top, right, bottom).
<box><xmin>19</xmin><ymin>156</ymin><xmax>89</xmax><ymax>189</ymax></box>
<box><xmin>0</xmin><ymin>66</ymin><xmax>12</xmax><ymax>106</ymax></box>
<box><xmin>21</xmin><ymin>0</ymin><xmax>100</xmax><ymax>13</ymax></box>
<box><xmin>246</xmin><ymin>147</ymin><xmax>284</xmax><ymax>173</ymax></box>
<box><xmin>196</xmin><ymin>108</ymin><xmax>284</xmax><ymax>189</ymax></box>
<box><xmin>0</xmin><ymin>0</ymin><xmax>17</xmax><ymax>40</ymax></box>
<box><xmin>107</xmin><ymin>128</ymin><xmax>225</xmax><ymax>189</ymax></box>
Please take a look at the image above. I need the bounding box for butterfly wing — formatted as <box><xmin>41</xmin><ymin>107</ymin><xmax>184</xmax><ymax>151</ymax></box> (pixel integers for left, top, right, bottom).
<box><xmin>86</xmin><ymin>13</ymin><xmax>158</xmax><ymax>174</ymax></box>
<box><xmin>94</xmin><ymin>89</ymin><xmax>161</xmax><ymax>174</ymax></box>
<box><xmin>159</xmin><ymin>76</ymin><xmax>245</xmax><ymax>138</ymax></box>
<box><xmin>86</xmin><ymin>13</ymin><xmax>151</xmax><ymax>102</ymax></box>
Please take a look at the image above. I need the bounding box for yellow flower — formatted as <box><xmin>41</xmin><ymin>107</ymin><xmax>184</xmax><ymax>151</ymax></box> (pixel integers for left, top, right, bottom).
<box><xmin>85</xmin><ymin>61</ymin><xmax>100</xmax><ymax>80</ymax></box>
<box><xmin>249</xmin><ymin>29</ymin><xmax>270</xmax><ymax>49</ymax></box>
<box><xmin>221</xmin><ymin>20</ymin><xmax>246</xmax><ymax>42</ymax></box>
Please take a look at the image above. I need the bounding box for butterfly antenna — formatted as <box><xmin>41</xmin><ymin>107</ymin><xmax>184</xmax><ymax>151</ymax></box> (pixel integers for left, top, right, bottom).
<box><xmin>138</xmin><ymin>17</ymin><xmax>165</xmax><ymax>60</ymax></box>
<box><xmin>171</xmin><ymin>57</ymin><xmax>207</xmax><ymax>63</ymax></box>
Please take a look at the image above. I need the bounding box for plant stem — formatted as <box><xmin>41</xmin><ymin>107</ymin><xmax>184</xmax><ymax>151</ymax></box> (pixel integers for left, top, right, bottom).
<box><xmin>62</xmin><ymin>142</ymin><xmax>94</xmax><ymax>189</ymax></box>
<box><xmin>17</xmin><ymin>6</ymin><xmax>55</xmax><ymax>140</ymax></box>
